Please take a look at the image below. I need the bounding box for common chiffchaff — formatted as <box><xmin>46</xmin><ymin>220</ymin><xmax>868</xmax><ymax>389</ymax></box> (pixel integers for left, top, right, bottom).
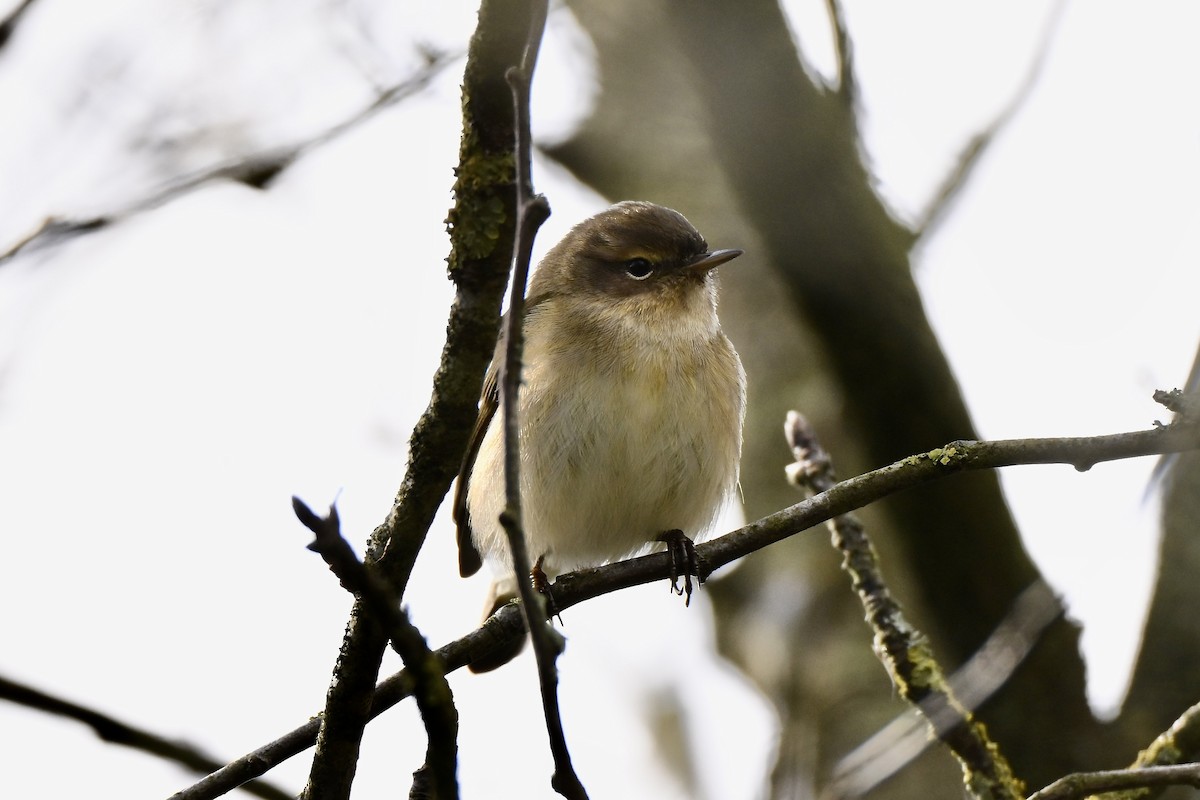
<box><xmin>453</xmin><ymin>201</ymin><xmax>745</xmax><ymax>669</ymax></box>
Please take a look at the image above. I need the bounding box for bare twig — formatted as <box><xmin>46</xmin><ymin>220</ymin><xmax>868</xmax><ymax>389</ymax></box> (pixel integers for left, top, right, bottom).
<box><xmin>830</xmin><ymin>579</ymin><xmax>1063</xmax><ymax>798</ymax></box>
<box><xmin>785</xmin><ymin>411</ymin><xmax>1024</xmax><ymax>799</ymax></box>
<box><xmin>0</xmin><ymin>674</ymin><xmax>293</xmax><ymax>800</ymax></box>
<box><xmin>702</xmin><ymin>414</ymin><xmax>1200</xmax><ymax>574</ymax></box>
<box><xmin>0</xmin><ymin>0</ymin><xmax>38</xmax><ymax>49</ymax></box>
<box><xmin>912</xmin><ymin>0</ymin><xmax>1067</xmax><ymax>241</ymax></box>
<box><xmin>493</xmin><ymin>1</ymin><xmax>586</xmax><ymax>797</ymax></box>
<box><xmin>293</xmin><ymin>498</ymin><xmax>458</xmax><ymax>800</ymax></box>
<box><xmin>172</xmin><ymin>417</ymin><xmax>1200</xmax><ymax>799</ymax></box>
<box><xmin>0</xmin><ymin>49</ymin><xmax>456</xmax><ymax>266</ymax></box>
<box><xmin>1026</xmin><ymin>763</ymin><xmax>1200</xmax><ymax>800</ymax></box>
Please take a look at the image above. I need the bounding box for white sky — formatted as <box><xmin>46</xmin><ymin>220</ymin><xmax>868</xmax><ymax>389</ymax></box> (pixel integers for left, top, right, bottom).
<box><xmin>1</xmin><ymin>1</ymin><xmax>1198</xmax><ymax>798</ymax></box>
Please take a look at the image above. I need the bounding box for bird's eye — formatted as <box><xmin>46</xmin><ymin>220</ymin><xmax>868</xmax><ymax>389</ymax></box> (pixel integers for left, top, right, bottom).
<box><xmin>625</xmin><ymin>258</ymin><xmax>653</xmax><ymax>280</ymax></box>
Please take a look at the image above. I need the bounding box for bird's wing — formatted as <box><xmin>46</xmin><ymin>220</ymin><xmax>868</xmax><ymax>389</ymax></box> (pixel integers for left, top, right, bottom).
<box><xmin>453</xmin><ymin>361</ymin><xmax>499</xmax><ymax>577</ymax></box>
<box><xmin>454</xmin><ymin>298</ymin><xmax>555</xmax><ymax>578</ymax></box>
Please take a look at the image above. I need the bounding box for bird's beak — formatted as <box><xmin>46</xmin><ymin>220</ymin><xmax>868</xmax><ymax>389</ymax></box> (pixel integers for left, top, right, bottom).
<box><xmin>687</xmin><ymin>248</ymin><xmax>743</xmax><ymax>273</ymax></box>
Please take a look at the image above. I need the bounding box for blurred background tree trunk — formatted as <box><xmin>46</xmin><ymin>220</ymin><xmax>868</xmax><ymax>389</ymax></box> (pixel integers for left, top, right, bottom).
<box><xmin>544</xmin><ymin>0</ymin><xmax>1192</xmax><ymax>795</ymax></box>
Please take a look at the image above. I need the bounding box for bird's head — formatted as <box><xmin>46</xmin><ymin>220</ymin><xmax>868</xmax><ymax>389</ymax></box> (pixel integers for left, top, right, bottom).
<box><xmin>529</xmin><ymin>201</ymin><xmax>742</xmax><ymax>327</ymax></box>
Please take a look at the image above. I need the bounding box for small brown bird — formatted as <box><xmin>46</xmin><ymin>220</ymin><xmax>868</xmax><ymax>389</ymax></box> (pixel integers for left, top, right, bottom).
<box><xmin>453</xmin><ymin>201</ymin><xmax>745</xmax><ymax>669</ymax></box>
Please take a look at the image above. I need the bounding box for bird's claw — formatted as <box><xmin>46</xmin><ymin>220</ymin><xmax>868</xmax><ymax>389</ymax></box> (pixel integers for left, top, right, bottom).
<box><xmin>656</xmin><ymin>529</ymin><xmax>707</xmax><ymax>607</ymax></box>
<box><xmin>531</xmin><ymin>555</ymin><xmax>562</xmax><ymax>624</ymax></box>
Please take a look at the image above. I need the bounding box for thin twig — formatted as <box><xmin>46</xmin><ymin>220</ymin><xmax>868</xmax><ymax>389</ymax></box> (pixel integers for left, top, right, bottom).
<box><xmin>0</xmin><ymin>0</ymin><xmax>38</xmax><ymax>49</ymax></box>
<box><xmin>495</xmin><ymin>2</ymin><xmax>586</xmax><ymax>798</ymax></box>
<box><xmin>912</xmin><ymin>0</ymin><xmax>1067</xmax><ymax>241</ymax></box>
<box><xmin>0</xmin><ymin>49</ymin><xmax>456</xmax><ymax>266</ymax></box>
<box><xmin>785</xmin><ymin>411</ymin><xmax>1024</xmax><ymax>799</ymax></box>
<box><xmin>171</xmin><ymin>417</ymin><xmax>1200</xmax><ymax>799</ymax></box>
<box><xmin>702</xmin><ymin>414</ymin><xmax>1200</xmax><ymax>574</ymax></box>
<box><xmin>292</xmin><ymin>498</ymin><xmax>458</xmax><ymax>800</ymax></box>
<box><xmin>1026</xmin><ymin>763</ymin><xmax>1200</xmax><ymax>800</ymax></box>
<box><xmin>0</xmin><ymin>674</ymin><xmax>293</xmax><ymax>800</ymax></box>
<box><xmin>830</xmin><ymin>579</ymin><xmax>1063</xmax><ymax>798</ymax></box>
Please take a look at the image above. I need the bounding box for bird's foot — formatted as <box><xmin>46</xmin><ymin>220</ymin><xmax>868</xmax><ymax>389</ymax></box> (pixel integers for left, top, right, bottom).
<box><xmin>656</xmin><ymin>529</ymin><xmax>708</xmax><ymax>607</ymax></box>
<box><xmin>531</xmin><ymin>555</ymin><xmax>562</xmax><ymax>624</ymax></box>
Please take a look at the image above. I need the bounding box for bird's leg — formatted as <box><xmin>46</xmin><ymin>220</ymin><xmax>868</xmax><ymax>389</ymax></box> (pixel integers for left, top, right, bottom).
<box><xmin>531</xmin><ymin>554</ymin><xmax>562</xmax><ymax>624</ymax></box>
<box><xmin>656</xmin><ymin>529</ymin><xmax>708</xmax><ymax>607</ymax></box>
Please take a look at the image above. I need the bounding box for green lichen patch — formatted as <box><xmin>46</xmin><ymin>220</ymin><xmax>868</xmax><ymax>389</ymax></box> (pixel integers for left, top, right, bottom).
<box><xmin>445</xmin><ymin>142</ymin><xmax>515</xmax><ymax>274</ymax></box>
<box><xmin>927</xmin><ymin>445</ymin><xmax>963</xmax><ymax>466</ymax></box>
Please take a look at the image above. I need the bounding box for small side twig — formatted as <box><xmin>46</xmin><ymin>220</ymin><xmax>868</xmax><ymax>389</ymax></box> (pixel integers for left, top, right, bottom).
<box><xmin>0</xmin><ymin>674</ymin><xmax>293</xmax><ymax>800</ymax></box>
<box><xmin>292</xmin><ymin>498</ymin><xmax>458</xmax><ymax>800</ymax></box>
<box><xmin>911</xmin><ymin>0</ymin><xmax>1066</xmax><ymax>241</ymax></box>
<box><xmin>1026</xmin><ymin>763</ymin><xmax>1200</xmax><ymax>800</ymax></box>
<box><xmin>785</xmin><ymin>411</ymin><xmax>1024</xmax><ymax>800</ymax></box>
<box><xmin>0</xmin><ymin>0</ymin><xmax>38</xmax><ymax>49</ymax></box>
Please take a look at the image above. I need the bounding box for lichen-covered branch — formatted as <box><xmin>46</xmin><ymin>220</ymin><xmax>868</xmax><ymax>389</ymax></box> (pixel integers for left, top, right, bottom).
<box><xmin>784</xmin><ymin>411</ymin><xmax>1024</xmax><ymax>799</ymax></box>
<box><xmin>832</xmin><ymin>579</ymin><xmax>1064</xmax><ymax>798</ymax></box>
<box><xmin>301</xmin><ymin>2</ymin><xmax>539</xmax><ymax>798</ymax></box>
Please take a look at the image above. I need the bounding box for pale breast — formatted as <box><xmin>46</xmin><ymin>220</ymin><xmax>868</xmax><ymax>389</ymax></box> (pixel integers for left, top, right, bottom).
<box><xmin>518</xmin><ymin>324</ymin><xmax>744</xmax><ymax>571</ymax></box>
